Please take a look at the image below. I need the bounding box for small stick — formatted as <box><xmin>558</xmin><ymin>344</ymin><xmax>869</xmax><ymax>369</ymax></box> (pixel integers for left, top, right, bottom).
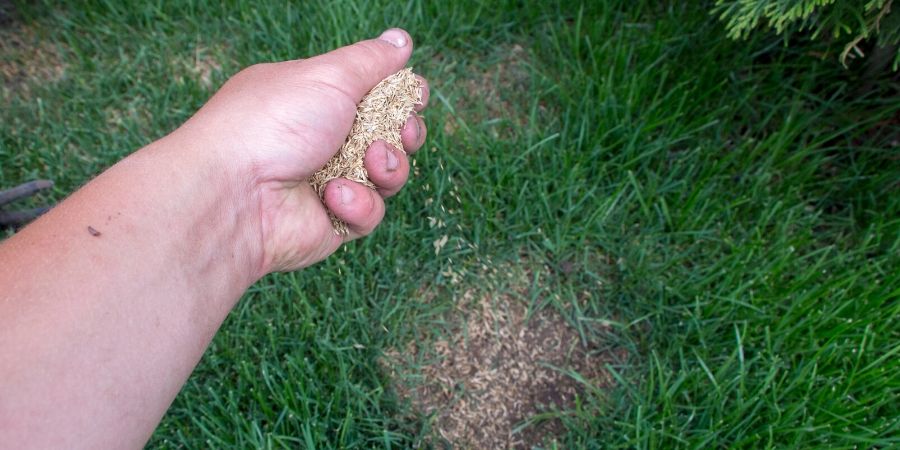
<box><xmin>0</xmin><ymin>180</ymin><xmax>54</xmax><ymax>206</ymax></box>
<box><xmin>0</xmin><ymin>207</ymin><xmax>50</xmax><ymax>227</ymax></box>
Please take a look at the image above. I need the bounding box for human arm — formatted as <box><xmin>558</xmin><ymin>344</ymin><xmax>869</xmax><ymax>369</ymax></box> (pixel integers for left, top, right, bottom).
<box><xmin>0</xmin><ymin>28</ymin><xmax>428</xmax><ymax>448</ymax></box>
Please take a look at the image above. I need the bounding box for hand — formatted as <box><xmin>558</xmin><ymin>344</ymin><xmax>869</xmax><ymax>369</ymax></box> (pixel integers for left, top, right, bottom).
<box><xmin>176</xmin><ymin>28</ymin><xmax>430</xmax><ymax>275</ymax></box>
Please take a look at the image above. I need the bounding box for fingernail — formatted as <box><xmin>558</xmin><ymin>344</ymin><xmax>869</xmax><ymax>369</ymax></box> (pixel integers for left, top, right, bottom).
<box><xmin>386</xmin><ymin>147</ymin><xmax>399</xmax><ymax>171</ymax></box>
<box><xmin>378</xmin><ymin>29</ymin><xmax>407</xmax><ymax>48</ymax></box>
<box><xmin>339</xmin><ymin>184</ymin><xmax>355</xmax><ymax>205</ymax></box>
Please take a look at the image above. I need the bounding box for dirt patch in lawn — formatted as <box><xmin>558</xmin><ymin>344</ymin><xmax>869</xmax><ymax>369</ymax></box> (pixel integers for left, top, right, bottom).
<box><xmin>385</xmin><ymin>267</ymin><xmax>621</xmax><ymax>449</ymax></box>
<box><xmin>438</xmin><ymin>43</ymin><xmax>535</xmax><ymax>139</ymax></box>
<box><xmin>171</xmin><ymin>44</ymin><xmax>228</xmax><ymax>90</ymax></box>
<box><xmin>0</xmin><ymin>24</ymin><xmax>66</xmax><ymax>99</ymax></box>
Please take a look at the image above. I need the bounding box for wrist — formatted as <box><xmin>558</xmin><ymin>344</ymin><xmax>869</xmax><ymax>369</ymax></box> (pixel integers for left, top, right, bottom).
<box><xmin>139</xmin><ymin>129</ymin><xmax>268</xmax><ymax>287</ymax></box>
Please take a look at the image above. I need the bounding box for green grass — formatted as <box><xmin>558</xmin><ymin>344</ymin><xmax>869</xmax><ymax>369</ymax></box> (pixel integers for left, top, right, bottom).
<box><xmin>2</xmin><ymin>0</ymin><xmax>898</xmax><ymax>448</ymax></box>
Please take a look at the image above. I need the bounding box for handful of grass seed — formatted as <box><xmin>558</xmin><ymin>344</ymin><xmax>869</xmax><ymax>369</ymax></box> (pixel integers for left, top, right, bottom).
<box><xmin>310</xmin><ymin>68</ymin><xmax>421</xmax><ymax>236</ymax></box>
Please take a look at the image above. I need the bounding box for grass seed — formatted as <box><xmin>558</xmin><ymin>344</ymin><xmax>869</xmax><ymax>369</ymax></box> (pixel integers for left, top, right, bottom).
<box><xmin>310</xmin><ymin>68</ymin><xmax>421</xmax><ymax>235</ymax></box>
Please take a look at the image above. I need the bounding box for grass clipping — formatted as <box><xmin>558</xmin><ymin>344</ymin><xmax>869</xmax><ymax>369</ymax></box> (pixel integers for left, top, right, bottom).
<box><xmin>310</xmin><ymin>68</ymin><xmax>421</xmax><ymax>235</ymax></box>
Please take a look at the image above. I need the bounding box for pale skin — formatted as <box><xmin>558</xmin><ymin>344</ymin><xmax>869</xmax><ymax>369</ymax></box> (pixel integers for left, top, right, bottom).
<box><xmin>0</xmin><ymin>28</ymin><xmax>430</xmax><ymax>448</ymax></box>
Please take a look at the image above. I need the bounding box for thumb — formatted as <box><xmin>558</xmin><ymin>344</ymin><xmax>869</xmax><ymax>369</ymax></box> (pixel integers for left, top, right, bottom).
<box><xmin>304</xmin><ymin>28</ymin><xmax>413</xmax><ymax>102</ymax></box>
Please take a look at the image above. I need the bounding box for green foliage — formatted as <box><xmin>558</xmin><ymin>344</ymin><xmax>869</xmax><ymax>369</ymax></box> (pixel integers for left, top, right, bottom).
<box><xmin>715</xmin><ymin>0</ymin><xmax>900</xmax><ymax>68</ymax></box>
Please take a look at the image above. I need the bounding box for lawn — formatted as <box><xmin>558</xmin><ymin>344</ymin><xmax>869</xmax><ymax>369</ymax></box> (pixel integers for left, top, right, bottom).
<box><xmin>1</xmin><ymin>0</ymin><xmax>898</xmax><ymax>448</ymax></box>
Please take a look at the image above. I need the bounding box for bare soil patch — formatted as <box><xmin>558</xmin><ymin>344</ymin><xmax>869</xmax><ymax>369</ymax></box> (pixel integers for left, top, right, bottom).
<box><xmin>440</xmin><ymin>44</ymin><xmax>534</xmax><ymax>139</ymax></box>
<box><xmin>0</xmin><ymin>24</ymin><xmax>66</xmax><ymax>98</ymax></box>
<box><xmin>171</xmin><ymin>44</ymin><xmax>228</xmax><ymax>90</ymax></box>
<box><xmin>386</xmin><ymin>270</ymin><xmax>621</xmax><ymax>449</ymax></box>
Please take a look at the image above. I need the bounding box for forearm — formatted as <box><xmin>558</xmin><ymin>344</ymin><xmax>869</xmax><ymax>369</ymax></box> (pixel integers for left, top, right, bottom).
<box><xmin>0</xmin><ymin>130</ymin><xmax>262</xmax><ymax>448</ymax></box>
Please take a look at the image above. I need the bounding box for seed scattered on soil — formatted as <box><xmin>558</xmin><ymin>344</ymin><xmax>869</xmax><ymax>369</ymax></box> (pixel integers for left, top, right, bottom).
<box><xmin>310</xmin><ymin>68</ymin><xmax>421</xmax><ymax>235</ymax></box>
<box><xmin>385</xmin><ymin>284</ymin><xmax>622</xmax><ymax>449</ymax></box>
